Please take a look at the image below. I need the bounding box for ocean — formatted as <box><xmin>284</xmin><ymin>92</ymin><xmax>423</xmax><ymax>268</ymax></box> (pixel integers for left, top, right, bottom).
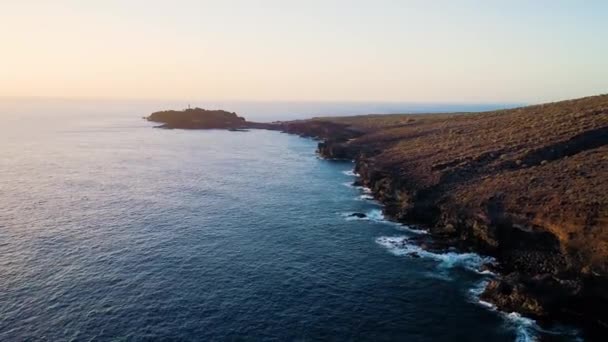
<box><xmin>0</xmin><ymin>100</ymin><xmax>578</xmax><ymax>341</ymax></box>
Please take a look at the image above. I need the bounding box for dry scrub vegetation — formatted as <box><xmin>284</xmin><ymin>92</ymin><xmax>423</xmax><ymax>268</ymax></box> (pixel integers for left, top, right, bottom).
<box><xmin>319</xmin><ymin>94</ymin><xmax>608</xmax><ymax>273</ymax></box>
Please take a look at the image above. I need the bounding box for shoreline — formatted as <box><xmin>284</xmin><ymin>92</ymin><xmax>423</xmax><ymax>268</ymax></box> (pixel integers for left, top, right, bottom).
<box><xmin>339</xmin><ymin>165</ymin><xmax>579</xmax><ymax>341</ymax></box>
<box><xmin>273</xmin><ymin>95</ymin><xmax>608</xmax><ymax>340</ymax></box>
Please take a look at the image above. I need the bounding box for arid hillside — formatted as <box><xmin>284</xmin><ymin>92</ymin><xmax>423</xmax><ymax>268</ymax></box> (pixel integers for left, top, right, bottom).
<box><xmin>327</xmin><ymin>95</ymin><xmax>608</xmax><ymax>270</ymax></box>
<box><xmin>279</xmin><ymin>94</ymin><xmax>608</xmax><ymax>336</ymax></box>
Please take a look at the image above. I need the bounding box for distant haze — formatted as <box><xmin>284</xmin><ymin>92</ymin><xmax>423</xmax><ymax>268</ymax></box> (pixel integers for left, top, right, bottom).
<box><xmin>0</xmin><ymin>98</ymin><xmax>522</xmax><ymax>122</ymax></box>
<box><xmin>1</xmin><ymin>1</ymin><xmax>607</xmax><ymax>103</ymax></box>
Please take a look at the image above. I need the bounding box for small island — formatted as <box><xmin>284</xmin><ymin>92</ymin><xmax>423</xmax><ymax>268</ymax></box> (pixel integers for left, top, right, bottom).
<box><xmin>146</xmin><ymin>107</ymin><xmax>272</xmax><ymax>130</ymax></box>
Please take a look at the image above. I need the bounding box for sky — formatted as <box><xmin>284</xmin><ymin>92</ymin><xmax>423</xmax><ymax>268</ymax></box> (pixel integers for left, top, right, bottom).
<box><xmin>1</xmin><ymin>0</ymin><xmax>607</xmax><ymax>103</ymax></box>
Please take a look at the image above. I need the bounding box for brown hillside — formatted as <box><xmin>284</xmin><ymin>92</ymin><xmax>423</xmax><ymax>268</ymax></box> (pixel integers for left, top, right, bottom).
<box><xmin>280</xmin><ymin>94</ymin><xmax>608</xmax><ymax>335</ymax></box>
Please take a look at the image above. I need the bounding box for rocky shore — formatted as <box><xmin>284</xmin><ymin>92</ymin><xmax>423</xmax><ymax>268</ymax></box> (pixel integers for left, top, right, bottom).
<box><xmin>276</xmin><ymin>95</ymin><xmax>608</xmax><ymax>339</ymax></box>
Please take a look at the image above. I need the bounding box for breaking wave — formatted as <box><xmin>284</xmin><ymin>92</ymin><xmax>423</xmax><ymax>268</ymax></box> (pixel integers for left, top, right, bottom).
<box><xmin>375</xmin><ymin>236</ymin><xmax>494</xmax><ymax>272</ymax></box>
<box><xmin>341</xmin><ymin>209</ymin><xmax>385</xmax><ymax>222</ymax></box>
<box><xmin>468</xmin><ymin>280</ymin><xmax>581</xmax><ymax>342</ymax></box>
<box><xmin>341</xmin><ymin>169</ymin><xmax>360</xmax><ymax>176</ymax></box>
<box><xmin>357</xmin><ymin>194</ymin><xmax>375</xmax><ymax>201</ymax></box>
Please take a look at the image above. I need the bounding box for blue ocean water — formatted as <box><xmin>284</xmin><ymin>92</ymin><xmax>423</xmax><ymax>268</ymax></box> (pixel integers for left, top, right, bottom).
<box><xmin>0</xmin><ymin>102</ymin><xmax>577</xmax><ymax>341</ymax></box>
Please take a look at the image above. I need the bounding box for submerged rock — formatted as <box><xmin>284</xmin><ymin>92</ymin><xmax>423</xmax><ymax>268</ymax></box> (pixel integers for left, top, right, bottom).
<box><xmin>349</xmin><ymin>212</ymin><xmax>367</xmax><ymax>218</ymax></box>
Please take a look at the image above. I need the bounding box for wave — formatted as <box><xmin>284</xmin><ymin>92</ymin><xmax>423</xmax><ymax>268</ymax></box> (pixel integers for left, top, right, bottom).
<box><xmin>341</xmin><ymin>169</ymin><xmax>360</xmax><ymax>177</ymax></box>
<box><xmin>468</xmin><ymin>281</ymin><xmax>539</xmax><ymax>341</ymax></box>
<box><xmin>375</xmin><ymin>236</ymin><xmax>494</xmax><ymax>272</ymax></box>
<box><xmin>341</xmin><ymin>179</ymin><xmax>373</xmax><ymax>196</ymax></box>
<box><xmin>341</xmin><ymin>209</ymin><xmax>385</xmax><ymax>222</ymax></box>
<box><xmin>342</xmin><ymin>181</ymin><xmax>357</xmax><ymax>188</ymax></box>
<box><xmin>341</xmin><ymin>209</ymin><xmax>428</xmax><ymax>235</ymax></box>
<box><xmin>366</xmin><ymin>208</ymin><xmax>386</xmax><ymax>222</ymax></box>
<box><xmin>342</xmin><ymin>182</ymin><xmax>369</xmax><ymax>191</ymax></box>
<box><xmin>506</xmin><ymin>312</ymin><xmax>582</xmax><ymax>342</ymax></box>
<box><xmin>468</xmin><ymin>280</ymin><xmax>496</xmax><ymax>309</ymax></box>
<box><xmin>505</xmin><ymin>312</ymin><xmax>539</xmax><ymax>342</ymax></box>
<box><xmin>394</xmin><ymin>224</ymin><xmax>428</xmax><ymax>235</ymax></box>
<box><xmin>341</xmin><ymin>209</ymin><xmax>390</xmax><ymax>222</ymax></box>
<box><xmin>468</xmin><ymin>280</ymin><xmax>581</xmax><ymax>342</ymax></box>
<box><xmin>339</xmin><ymin>169</ymin><xmax>578</xmax><ymax>341</ymax></box>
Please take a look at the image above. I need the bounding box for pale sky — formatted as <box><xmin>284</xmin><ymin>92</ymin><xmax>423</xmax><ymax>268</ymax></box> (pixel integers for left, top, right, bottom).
<box><xmin>1</xmin><ymin>0</ymin><xmax>607</xmax><ymax>103</ymax></box>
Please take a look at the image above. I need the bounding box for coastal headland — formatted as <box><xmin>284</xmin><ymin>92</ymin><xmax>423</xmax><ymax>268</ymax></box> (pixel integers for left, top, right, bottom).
<box><xmin>146</xmin><ymin>107</ymin><xmax>274</xmax><ymax>130</ymax></box>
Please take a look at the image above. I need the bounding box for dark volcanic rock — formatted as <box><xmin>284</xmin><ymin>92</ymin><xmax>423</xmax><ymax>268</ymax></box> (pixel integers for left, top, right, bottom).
<box><xmin>349</xmin><ymin>212</ymin><xmax>367</xmax><ymax>218</ymax></box>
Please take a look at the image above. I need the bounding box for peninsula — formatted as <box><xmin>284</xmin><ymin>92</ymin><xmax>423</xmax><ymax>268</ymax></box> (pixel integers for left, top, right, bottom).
<box><xmin>146</xmin><ymin>107</ymin><xmax>272</xmax><ymax>130</ymax></box>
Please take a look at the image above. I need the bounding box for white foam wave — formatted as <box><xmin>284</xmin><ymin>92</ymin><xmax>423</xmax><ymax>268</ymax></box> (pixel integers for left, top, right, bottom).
<box><xmin>468</xmin><ymin>280</ymin><xmax>497</xmax><ymax>310</ymax></box>
<box><xmin>375</xmin><ymin>236</ymin><xmax>494</xmax><ymax>272</ymax></box>
<box><xmin>508</xmin><ymin>314</ymin><xmax>582</xmax><ymax>342</ymax></box>
<box><xmin>504</xmin><ymin>312</ymin><xmax>539</xmax><ymax>342</ymax></box>
<box><xmin>468</xmin><ymin>280</ymin><xmax>537</xmax><ymax>342</ymax></box>
<box><xmin>342</xmin><ymin>181</ymin><xmax>356</xmax><ymax>188</ymax></box>
<box><xmin>341</xmin><ymin>209</ymin><xmax>428</xmax><ymax>235</ymax></box>
<box><xmin>341</xmin><ymin>209</ymin><xmax>385</xmax><ymax>222</ymax></box>
<box><xmin>476</xmin><ymin>269</ymin><xmax>496</xmax><ymax>276</ymax></box>
<box><xmin>341</xmin><ymin>170</ymin><xmax>360</xmax><ymax>177</ymax></box>
<box><xmin>342</xmin><ymin>214</ymin><xmax>366</xmax><ymax>221</ymax></box>
<box><xmin>341</xmin><ymin>209</ymin><xmax>394</xmax><ymax>224</ymax></box>
<box><xmin>342</xmin><ymin>180</ymin><xmax>373</xmax><ymax>196</ymax></box>
<box><xmin>358</xmin><ymin>194</ymin><xmax>375</xmax><ymax>201</ymax></box>
<box><xmin>468</xmin><ymin>281</ymin><xmax>581</xmax><ymax>341</ymax></box>
<box><xmin>366</xmin><ymin>209</ymin><xmax>386</xmax><ymax>221</ymax></box>
<box><xmin>395</xmin><ymin>224</ymin><xmax>428</xmax><ymax>235</ymax></box>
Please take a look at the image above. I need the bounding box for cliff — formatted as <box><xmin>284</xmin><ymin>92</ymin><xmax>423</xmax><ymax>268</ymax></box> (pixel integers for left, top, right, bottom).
<box><xmin>280</xmin><ymin>95</ymin><xmax>608</xmax><ymax>338</ymax></box>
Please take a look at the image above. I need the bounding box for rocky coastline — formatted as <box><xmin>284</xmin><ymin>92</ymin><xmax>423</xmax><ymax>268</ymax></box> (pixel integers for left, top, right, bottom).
<box><xmin>276</xmin><ymin>95</ymin><xmax>608</xmax><ymax>339</ymax></box>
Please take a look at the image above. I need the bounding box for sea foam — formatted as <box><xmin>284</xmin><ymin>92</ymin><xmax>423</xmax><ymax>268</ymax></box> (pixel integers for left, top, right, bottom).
<box><xmin>468</xmin><ymin>281</ymin><xmax>539</xmax><ymax>342</ymax></box>
<box><xmin>357</xmin><ymin>194</ymin><xmax>375</xmax><ymax>201</ymax></box>
<box><xmin>375</xmin><ymin>236</ymin><xmax>494</xmax><ymax>272</ymax></box>
<box><xmin>468</xmin><ymin>280</ymin><xmax>581</xmax><ymax>341</ymax></box>
<box><xmin>341</xmin><ymin>169</ymin><xmax>360</xmax><ymax>177</ymax></box>
<box><xmin>341</xmin><ymin>209</ymin><xmax>385</xmax><ymax>222</ymax></box>
<box><xmin>505</xmin><ymin>312</ymin><xmax>539</xmax><ymax>342</ymax></box>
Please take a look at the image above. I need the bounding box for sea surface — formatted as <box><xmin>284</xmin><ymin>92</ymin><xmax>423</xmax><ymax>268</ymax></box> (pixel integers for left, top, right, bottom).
<box><xmin>0</xmin><ymin>101</ymin><xmax>578</xmax><ymax>341</ymax></box>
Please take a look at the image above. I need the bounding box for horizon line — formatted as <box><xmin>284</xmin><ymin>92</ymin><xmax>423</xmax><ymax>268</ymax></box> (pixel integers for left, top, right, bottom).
<box><xmin>0</xmin><ymin>95</ymin><xmax>529</xmax><ymax>106</ymax></box>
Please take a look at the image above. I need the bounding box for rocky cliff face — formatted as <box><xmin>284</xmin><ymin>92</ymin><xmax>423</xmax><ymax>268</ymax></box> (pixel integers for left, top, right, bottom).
<box><xmin>280</xmin><ymin>95</ymin><xmax>608</xmax><ymax>338</ymax></box>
